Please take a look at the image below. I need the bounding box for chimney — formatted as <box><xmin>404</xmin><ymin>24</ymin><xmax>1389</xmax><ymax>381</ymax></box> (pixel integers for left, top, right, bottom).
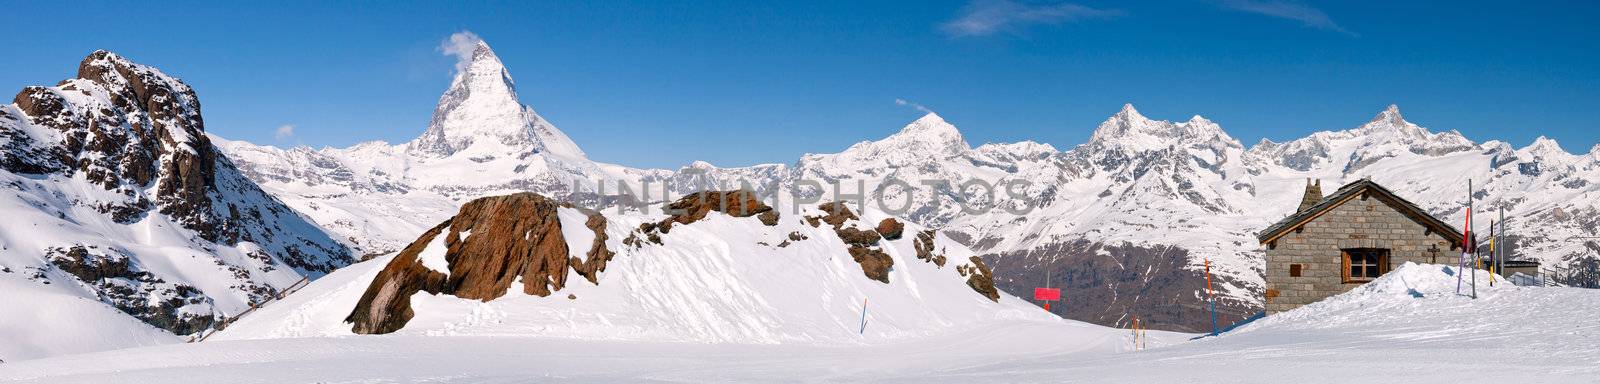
<box><xmin>1297</xmin><ymin>178</ymin><xmax>1323</xmax><ymax>212</ymax></box>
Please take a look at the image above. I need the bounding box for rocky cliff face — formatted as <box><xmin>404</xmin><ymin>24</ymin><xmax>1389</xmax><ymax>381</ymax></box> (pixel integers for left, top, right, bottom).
<box><xmin>0</xmin><ymin>51</ymin><xmax>352</xmax><ymax>359</ymax></box>
<box><xmin>346</xmin><ymin>193</ymin><xmax>610</xmax><ymax>334</ymax></box>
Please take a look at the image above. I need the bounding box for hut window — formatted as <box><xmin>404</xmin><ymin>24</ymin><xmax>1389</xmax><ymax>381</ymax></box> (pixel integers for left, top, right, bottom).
<box><xmin>1289</xmin><ymin>264</ymin><xmax>1303</xmax><ymax>277</ymax></box>
<box><xmin>1342</xmin><ymin>248</ymin><xmax>1389</xmax><ymax>283</ymax></box>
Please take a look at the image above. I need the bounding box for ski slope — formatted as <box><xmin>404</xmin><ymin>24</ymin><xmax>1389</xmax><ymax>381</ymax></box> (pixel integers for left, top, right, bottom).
<box><xmin>3</xmin><ymin>264</ymin><xmax>1593</xmax><ymax>382</ymax></box>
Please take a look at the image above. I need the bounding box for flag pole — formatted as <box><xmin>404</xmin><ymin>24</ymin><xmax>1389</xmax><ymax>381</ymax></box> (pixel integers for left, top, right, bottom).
<box><xmin>1470</xmin><ymin>179</ymin><xmax>1476</xmax><ymax>299</ymax></box>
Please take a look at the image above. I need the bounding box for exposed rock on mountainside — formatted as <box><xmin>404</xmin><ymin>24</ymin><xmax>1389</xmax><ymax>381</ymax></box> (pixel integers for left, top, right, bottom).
<box><xmin>0</xmin><ymin>51</ymin><xmax>352</xmax><ymax>360</ymax></box>
<box><xmin>913</xmin><ymin>230</ymin><xmax>948</xmax><ymax>267</ymax></box>
<box><xmin>876</xmin><ymin>218</ymin><xmax>904</xmax><ymax>240</ymax></box>
<box><xmin>340</xmin><ymin>191</ymin><xmax>1006</xmax><ymax>336</ymax></box>
<box><xmin>347</xmin><ymin>193</ymin><xmax>609</xmax><ymax>334</ymax></box>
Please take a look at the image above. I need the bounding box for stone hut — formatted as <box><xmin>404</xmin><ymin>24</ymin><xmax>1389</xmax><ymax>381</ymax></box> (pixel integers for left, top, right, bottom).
<box><xmin>1257</xmin><ymin>179</ymin><xmax>1463</xmax><ymax>314</ymax></box>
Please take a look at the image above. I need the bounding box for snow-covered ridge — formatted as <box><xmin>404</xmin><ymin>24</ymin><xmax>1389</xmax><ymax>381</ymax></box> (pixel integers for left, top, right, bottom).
<box><xmin>1</xmin><ymin>50</ymin><xmax>352</xmax><ymax>361</ymax></box>
<box><xmin>216</xmin><ymin>192</ymin><xmax>1045</xmax><ymax>345</ymax></box>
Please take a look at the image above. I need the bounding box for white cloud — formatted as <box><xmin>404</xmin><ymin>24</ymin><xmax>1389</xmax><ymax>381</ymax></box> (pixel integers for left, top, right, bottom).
<box><xmin>274</xmin><ymin>124</ymin><xmax>295</xmax><ymax>141</ymax></box>
<box><xmin>439</xmin><ymin>30</ymin><xmax>484</xmax><ymax>74</ymax></box>
<box><xmin>1215</xmin><ymin>0</ymin><xmax>1355</xmax><ymax>36</ymax></box>
<box><xmin>941</xmin><ymin>0</ymin><xmax>1122</xmax><ymax>37</ymax></box>
<box><xmin>895</xmin><ymin>98</ymin><xmax>934</xmax><ymax>114</ymax></box>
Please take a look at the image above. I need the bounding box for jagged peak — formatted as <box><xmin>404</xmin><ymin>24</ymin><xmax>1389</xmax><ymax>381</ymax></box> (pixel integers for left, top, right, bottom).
<box><xmin>1112</xmin><ymin>103</ymin><xmax>1148</xmax><ymax>124</ymax></box>
<box><xmin>1519</xmin><ymin>136</ymin><xmax>1568</xmax><ymax>157</ymax></box>
<box><xmin>1357</xmin><ymin>104</ymin><xmax>1426</xmax><ymax>134</ymax></box>
<box><xmin>1373</xmin><ymin>104</ymin><xmax>1403</xmax><ymax>123</ymax></box>
<box><xmin>1589</xmin><ymin>142</ymin><xmax>1600</xmax><ymax>155</ymax></box>
<box><xmin>407</xmin><ymin>37</ymin><xmax>586</xmax><ymax>161</ymax></box>
<box><xmin>1088</xmin><ymin>104</ymin><xmax>1236</xmax><ymax>151</ymax></box>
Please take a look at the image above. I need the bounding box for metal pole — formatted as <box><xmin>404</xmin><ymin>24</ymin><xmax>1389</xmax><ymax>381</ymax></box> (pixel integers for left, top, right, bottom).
<box><xmin>1470</xmin><ymin>179</ymin><xmax>1476</xmax><ymax>299</ymax></box>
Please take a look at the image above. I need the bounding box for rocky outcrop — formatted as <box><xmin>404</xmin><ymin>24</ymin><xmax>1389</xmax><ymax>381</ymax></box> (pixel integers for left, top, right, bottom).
<box><xmin>634</xmin><ymin>190</ymin><xmax>777</xmax><ymax>245</ymax></box>
<box><xmin>0</xmin><ymin>51</ymin><xmax>351</xmax><ymax>339</ymax></box>
<box><xmin>876</xmin><ymin>218</ymin><xmax>904</xmax><ymax>240</ymax></box>
<box><xmin>346</xmin><ymin>192</ymin><xmax>612</xmax><ymax>334</ymax></box>
<box><xmin>662</xmin><ymin>190</ymin><xmax>775</xmax><ymax>226</ymax></box>
<box><xmin>957</xmin><ymin>256</ymin><xmax>1000</xmax><ymax>302</ymax></box>
<box><xmin>46</xmin><ymin>245</ymin><xmax>217</xmax><ymax>334</ymax></box>
<box><xmin>805</xmin><ymin>202</ymin><xmax>894</xmax><ymax>283</ymax></box>
<box><xmin>913</xmin><ymin>230</ymin><xmax>948</xmax><ymax>267</ymax></box>
<box><xmin>569</xmin><ymin>210</ymin><xmax>614</xmax><ymax>284</ymax></box>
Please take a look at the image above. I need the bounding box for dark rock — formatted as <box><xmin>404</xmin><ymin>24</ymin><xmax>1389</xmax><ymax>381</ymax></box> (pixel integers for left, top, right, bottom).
<box><xmin>876</xmin><ymin>218</ymin><xmax>904</xmax><ymax>240</ymax></box>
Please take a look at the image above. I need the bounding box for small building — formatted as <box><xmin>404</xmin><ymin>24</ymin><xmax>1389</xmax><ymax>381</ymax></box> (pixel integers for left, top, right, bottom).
<box><xmin>1257</xmin><ymin>179</ymin><xmax>1463</xmax><ymax>314</ymax></box>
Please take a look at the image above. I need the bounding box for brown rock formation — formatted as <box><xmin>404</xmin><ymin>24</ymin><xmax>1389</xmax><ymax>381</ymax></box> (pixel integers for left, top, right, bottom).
<box><xmin>346</xmin><ymin>192</ymin><xmax>612</xmax><ymax>334</ymax></box>
<box><xmin>662</xmin><ymin>190</ymin><xmax>774</xmax><ymax>225</ymax></box>
<box><xmin>876</xmin><ymin>218</ymin><xmax>904</xmax><ymax>240</ymax></box>
<box><xmin>805</xmin><ymin>202</ymin><xmax>893</xmax><ymax>284</ymax></box>
<box><xmin>957</xmin><ymin>256</ymin><xmax>1000</xmax><ymax>302</ymax></box>
<box><xmin>850</xmin><ymin>247</ymin><xmax>894</xmax><ymax>283</ymax></box>
<box><xmin>913</xmin><ymin>230</ymin><xmax>948</xmax><ymax>267</ymax></box>
<box><xmin>345</xmin><ymin>222</ymin><xmax>451</xmax><ymax>334</ymax></box>
<box><xmin>634</xmin><ymin>190</ymin><xmax>776</xmax><ymax>245</ymax></box>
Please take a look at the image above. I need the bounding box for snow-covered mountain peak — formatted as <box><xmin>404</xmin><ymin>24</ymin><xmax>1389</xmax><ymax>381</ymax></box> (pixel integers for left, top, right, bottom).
<box><xmin>1355</xmin><ymin>104</ymin><xmax>1432</xmax><ymax>138</ymax></box>
<box><xmin>888</xmin><ymin>112</ymin><xmax>966</xmax><ymax>151</ymax></box>
<box><xmin>1086</xmin><ymin>104</ymin><xmax>1238</xmax><ymax>152</ymax></box>
<box><xmin>822</xmin><ymin>113</ymin><xmax>969</xmax><ymax>167</ymax></box>
<box><xmin>1113</xmin><ymin>102</ymin><xmax>1146</xmax><ymax>122</ymax></box>
<box><xmin>1517</xmin><ymin>136</ymin><xmax>1573</xmax><ymax>163</ymax></box>
<box><xmin>407</xmin><ymin>39</ymin><xmax>585</xmax><ymax>160</ymax></box>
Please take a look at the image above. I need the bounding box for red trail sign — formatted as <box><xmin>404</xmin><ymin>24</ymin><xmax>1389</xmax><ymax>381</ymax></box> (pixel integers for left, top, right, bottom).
<box><xmin>1034</xmin><ymin>287</ymin><xmax>1061</xmax><ymax>301</ymax></box>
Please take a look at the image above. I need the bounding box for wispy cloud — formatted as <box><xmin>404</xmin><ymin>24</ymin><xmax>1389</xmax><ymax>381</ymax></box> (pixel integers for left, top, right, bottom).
<box><xmin>274</xmin><ymin>124</ymin><xmax>296</xmax><ymax>141</ymax></box>
<box><xmin>439</xmin><ymin>30</ymin><xmax>484</xmax><ymax>74</ymax></box>
<box><xmin>895</xmin><ymin>98</ymin><xmax>934</xmax><ymax>114</ymax></box>
<box><xmin>1215</xmin><ymin>0</ymin><xmax>1355</xmax><ymax>36</ymax></box>
<box><xmin>941</xmin><ymin>0</ymin><xmax>1122</xmax><ymax>37</ymax></box>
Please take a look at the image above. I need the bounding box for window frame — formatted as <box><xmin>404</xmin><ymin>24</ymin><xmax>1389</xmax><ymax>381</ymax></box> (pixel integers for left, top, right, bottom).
<box><xmin>1341</xmin><ymin>248</ymin><xmax>1390</xmax><ymax>283</ymax></box>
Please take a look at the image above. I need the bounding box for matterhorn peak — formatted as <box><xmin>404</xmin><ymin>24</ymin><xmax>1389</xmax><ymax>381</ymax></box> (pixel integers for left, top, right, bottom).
<box><xmin>407</xmin><ymin>37</ymin><xmax>586</xmax><ymax>160</ymax></box>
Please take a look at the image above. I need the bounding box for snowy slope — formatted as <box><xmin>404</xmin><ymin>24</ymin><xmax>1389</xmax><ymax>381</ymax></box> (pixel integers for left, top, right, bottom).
<box><xmin>0</xmin><ymin>51</ymin><xmax>352</xmax><ymax>362</ymax></box>
<box><xmin>215</xmin><ymin>194</ymin><xmax>1050</xmax><ymax>344</ymax></box>
<box><xmin>4</xmin><ymin>263</ymin><xmax>1594</xmax><ymax>383</ymax></box>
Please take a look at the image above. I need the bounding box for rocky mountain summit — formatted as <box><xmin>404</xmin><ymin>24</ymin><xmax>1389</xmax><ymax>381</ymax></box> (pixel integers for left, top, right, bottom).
<box><xmin>0</xmin><ymin>51</ymin><xmax>352</xmax><ymax>360</ymax></box>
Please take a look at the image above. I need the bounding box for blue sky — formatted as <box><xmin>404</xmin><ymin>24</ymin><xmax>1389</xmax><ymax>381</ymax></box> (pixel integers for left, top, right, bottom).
<box><xmin>3</xmin><ymin>1</ymin><xmax>1596</xmax><ymax>168</ymax></box>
